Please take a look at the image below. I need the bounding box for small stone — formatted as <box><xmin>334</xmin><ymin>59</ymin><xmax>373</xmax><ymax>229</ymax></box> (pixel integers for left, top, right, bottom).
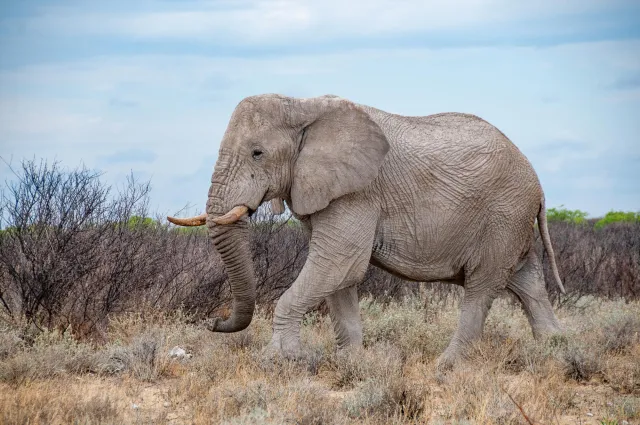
<box><xmin>132</xmin><ymin>403</ymin><xmax>140</xmax><ymax>410</ymax></box>
<box><xmin>586</xmin><ymin>412</ymin><xmax>593</xmax><ymax>417</ymax></box>
<box><xmin>168</xmin><ymin>346</ymin><xmax>187</xmax><ymax>359</ymax></box>
<box><xmin>163</xmin><ymin>402</ymin><xmax>171</xmax><ymax>408</ymax></box>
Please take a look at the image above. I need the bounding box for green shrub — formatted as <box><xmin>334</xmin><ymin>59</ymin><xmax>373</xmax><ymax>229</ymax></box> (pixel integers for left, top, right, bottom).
<box><xmin>547</xmin><ymin>205</ymin><xmax>588</xmax><ymax>224</ymax></box>
<box><xmin>126</xmin><ymin>215</ymin><xmax>156</xmax><ymax>229</ymax></box>
<box><xmin>594</xmin><ymin>211</ymin><xmax>640</xmax><ymax>229</ymax></box>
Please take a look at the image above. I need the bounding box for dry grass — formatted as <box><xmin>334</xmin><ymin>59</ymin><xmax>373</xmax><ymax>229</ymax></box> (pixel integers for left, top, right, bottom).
<box><xmin>1</xmin><ymin>291</ymin><xmax>638</xmax><ymax>424</ymax></box>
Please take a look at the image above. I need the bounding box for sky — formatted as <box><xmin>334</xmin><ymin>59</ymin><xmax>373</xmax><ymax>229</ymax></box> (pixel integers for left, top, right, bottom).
<box><xmin>0</xmin><ymin>0</ymin><xmax>639</xmax><ymax>218</ymax></box>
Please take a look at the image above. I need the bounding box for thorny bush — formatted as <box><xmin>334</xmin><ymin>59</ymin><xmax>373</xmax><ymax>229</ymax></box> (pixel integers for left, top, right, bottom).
<box><xmin>0</xmin><ymin>159</ymin><xmax>638</xmax><ymax>338</ymax></box>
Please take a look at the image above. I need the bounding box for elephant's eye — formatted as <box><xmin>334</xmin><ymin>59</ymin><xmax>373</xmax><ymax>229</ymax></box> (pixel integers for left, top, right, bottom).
<box><xmin>252</xmin><ymin>149</ymin><xmax>263</xmax><ymax>160</ymax></box>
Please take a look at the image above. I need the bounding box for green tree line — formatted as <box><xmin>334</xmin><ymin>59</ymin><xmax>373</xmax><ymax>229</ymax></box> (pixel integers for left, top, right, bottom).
<box><xmin>547</xmin><ymin>206</ymin><xmax>640</xmax><ymax>228</ymax></box>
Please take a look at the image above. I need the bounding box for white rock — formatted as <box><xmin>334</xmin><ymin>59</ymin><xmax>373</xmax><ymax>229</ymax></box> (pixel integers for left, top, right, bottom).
<box><xmin>132</xmin><ymin>403</ymin><xmax>140</xmax><ymax>410</ymax></box>
<box><xmin>586</xmin><ymin>412</ymin><xmax>593</xmax><ymax>417</ymax></box>
<box><xmin>163</xmin><ymin>402</ymin><xmax>171</xmax><ymax>408</ymax></box>
<box><xmin>168</xmin><ymin>346</ymin><xmax>187</xmax><ymax>359</ymax></box>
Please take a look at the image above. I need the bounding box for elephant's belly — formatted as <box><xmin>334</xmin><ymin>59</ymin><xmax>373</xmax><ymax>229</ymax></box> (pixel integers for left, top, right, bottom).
<box><xmin>370</xmin><ymin>235</ymin><xmax>464</xmax><ymax>284</ymax></box>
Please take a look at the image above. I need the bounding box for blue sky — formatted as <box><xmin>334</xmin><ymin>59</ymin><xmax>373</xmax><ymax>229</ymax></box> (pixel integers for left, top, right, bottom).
<box><xmin>1</xmin><ymin>0</ymin><xmax>639</xmax><ymax>217</ymax></box>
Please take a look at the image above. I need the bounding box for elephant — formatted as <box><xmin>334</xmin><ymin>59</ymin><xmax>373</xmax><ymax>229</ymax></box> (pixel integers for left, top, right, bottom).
<box><xmin>167</xmin><ymin>93</ymin><xmax>565</xmax><ymax>368</ymax></box>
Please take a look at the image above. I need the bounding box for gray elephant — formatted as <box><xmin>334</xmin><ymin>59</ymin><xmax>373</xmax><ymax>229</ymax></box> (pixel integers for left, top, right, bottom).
<box><xmin>168</xmin><ymin>94</ymin><xmax>565</xmax><ymax>368</ymax></box>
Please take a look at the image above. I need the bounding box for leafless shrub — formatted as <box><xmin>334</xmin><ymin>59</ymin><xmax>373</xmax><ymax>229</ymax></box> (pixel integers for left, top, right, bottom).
<box><xmin>1</xmin><ymin>157</ymin><xmax>638</xmax><ymax>342</ymax></box>
<box><xmin>0</xmin><ymin>159</ymin><xmax>227</xmax><ymax>336</ymax></box>
<box><xmin>0</xmin><ymin>159</ymin><xmax>154</xmax><ymax>331</ymax></box>
<box><xmin>542</xmin><ymin>221</ymin><xmax>640</xmax><ymax>305</ymax></box>
<box><xmin>0</xmin><ymin>329</ymin><xmax>23</xmax><ymax>361</ymax></box>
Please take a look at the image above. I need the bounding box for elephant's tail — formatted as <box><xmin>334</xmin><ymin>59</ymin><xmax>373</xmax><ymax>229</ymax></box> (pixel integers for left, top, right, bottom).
<box><xmin>537</xmin><ymin>197</ymin><xmax>566</xmax><ymax>294</ymax></box>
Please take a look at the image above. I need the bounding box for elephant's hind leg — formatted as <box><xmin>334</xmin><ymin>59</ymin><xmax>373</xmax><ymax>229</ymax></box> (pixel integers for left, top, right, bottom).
<box><xmin>506</xmin><ymin>250</ymin><xmax>561</xmax><ymax>338</ymax></box>
<box><xmin>326</xmin><ymin>285</ymin><xmax>363</xmax><ymax>350</ymax></box>
<box><xmin>437</xmin><ymin>267</ymin><xmax>504</xmax><ymax>369</ymax></box>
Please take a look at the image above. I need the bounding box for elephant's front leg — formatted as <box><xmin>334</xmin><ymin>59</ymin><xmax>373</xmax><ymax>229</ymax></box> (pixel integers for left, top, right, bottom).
<box><xmin>326</xmin><ymin>286</ymin><xmax>363</xmax><ymax>350</ymax></box>
<box><xmin>266</xmin><ymin>197</ymin><xmax>378</xmax><ymax>358</ymax></box>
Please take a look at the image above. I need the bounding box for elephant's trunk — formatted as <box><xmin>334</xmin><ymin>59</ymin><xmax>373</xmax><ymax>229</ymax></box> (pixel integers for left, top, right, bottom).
<box><xmin>207</xmin><ymin>220</ymin><xmax>256</xmax><ymax>332</ymax></box>
<box><xmin>167</xmin><ymin>151</ymin><xmax>257</xmax><ymax>332</ymax></box>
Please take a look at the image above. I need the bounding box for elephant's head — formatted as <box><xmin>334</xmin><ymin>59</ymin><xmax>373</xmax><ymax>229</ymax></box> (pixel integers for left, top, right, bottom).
<box><xmin>168</xmin><ymin>94</ymin><xmax>389</xmax><ymax>332</ymax></box>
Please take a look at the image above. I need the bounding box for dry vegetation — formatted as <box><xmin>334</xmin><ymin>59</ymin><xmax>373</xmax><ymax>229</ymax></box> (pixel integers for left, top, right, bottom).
<box><xmin>1</xmin><ymin>159</ymin><xmax>639</xmax><ymax>424</ymax></box>
<box><xmin>1</xmin><ymin>295</ymin><xmax>639</xmax><ymax>424</ymax></box>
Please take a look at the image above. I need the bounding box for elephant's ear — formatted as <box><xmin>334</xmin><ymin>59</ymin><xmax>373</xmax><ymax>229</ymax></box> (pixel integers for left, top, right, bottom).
<box><xmin>290</xmin><ymin>99</ymin><xmax>389</xmax><ymax>216</ymax></box>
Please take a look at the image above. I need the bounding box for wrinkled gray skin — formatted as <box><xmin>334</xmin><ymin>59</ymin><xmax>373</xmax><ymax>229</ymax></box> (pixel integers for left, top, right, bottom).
<box><xmin>194</xmin><ymin>94</ymin><xmax>564</xmax><ymax>369</ymax></box>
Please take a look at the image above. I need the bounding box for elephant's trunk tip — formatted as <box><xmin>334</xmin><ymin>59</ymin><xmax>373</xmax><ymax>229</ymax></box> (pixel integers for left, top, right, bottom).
<box><xmin>204</xmin><ymin>313</ymin><xmax>254</xmax><ymax>333</ymax></box>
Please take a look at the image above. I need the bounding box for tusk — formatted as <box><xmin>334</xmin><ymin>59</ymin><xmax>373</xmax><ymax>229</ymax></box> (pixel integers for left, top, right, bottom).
<box><xmin>212</xmin><ymin>205</ymin><xmax>249</xmax><ymax>225</ymax></box>
<box><xmin>167</xmin><ymin>213</ymin><xmax>207</xmax><ymax>226</ymax></box>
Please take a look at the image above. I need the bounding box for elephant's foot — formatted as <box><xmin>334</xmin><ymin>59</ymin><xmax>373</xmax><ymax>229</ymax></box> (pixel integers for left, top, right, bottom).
<box><xmin>532</xmin><ymin>322</ymin><xmax>563</xmax><ymax>341</ymax></box>
<box><xmin>435</xmin><ymin>348</ymin><xmax>461</xmax><ymax>372</ymax></box>
<box><xmin>435</xmin><ymin>339</ymin><xmax>472</xmax><ymax>371</ymax></box>
<box><xmin>262</xmin><ymin>331</ymin><xmax>303</xmax><ymax>361</ymax></box>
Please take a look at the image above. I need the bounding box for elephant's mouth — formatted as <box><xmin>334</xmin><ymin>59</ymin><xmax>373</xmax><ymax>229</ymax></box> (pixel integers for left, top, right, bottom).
<box><xmin>167</xmin><ymin>204</ymin><xmax>251</xmax><ymax>227</ymax></box>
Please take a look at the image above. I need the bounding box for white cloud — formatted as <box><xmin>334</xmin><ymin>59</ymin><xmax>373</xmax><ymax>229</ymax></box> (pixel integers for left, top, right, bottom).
<box><xmin>25</xmin><ymin>0</ymin><xmax>633</xmax><ymax>43</ymax></box>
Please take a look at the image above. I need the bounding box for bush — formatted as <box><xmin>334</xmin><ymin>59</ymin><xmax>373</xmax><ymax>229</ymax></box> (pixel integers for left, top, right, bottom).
<box><xmin>0</xmin><ymin>159</ymin><xmax>227</xmax><ymax>335</ymax></box>
<box><xmin>595</xmin><ymin>211</ymin><xmax>640</xmax><ymax>229</ymax></box>
<box><xmin>542</xmin><ymin>221</ymin><xmax>640</xmax><ymax>302</ymax></box>
<box><xmin>0</xmin><ymin>159</ymin><xmax>310</xmax><ymax>337</ymax></box>
<box><xmin>126</xmin><ymin>215</ymin><xmax>156</xmax><ymax>229</ymax></box>
<box><xmin>547</xmin><ymin>205</ymin><xmax>588</xmax><ymax>224</ymax></box>
<box><xmin>1</xmin><ymin>158</ymin><xmax>639</xmax><ymax>339</ymax></box>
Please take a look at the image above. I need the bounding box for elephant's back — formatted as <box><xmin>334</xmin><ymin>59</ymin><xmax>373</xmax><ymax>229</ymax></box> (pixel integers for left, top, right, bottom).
<box><xmin>362</xmin><ymin>107</ymin><xmax>524</xmax><ymax>159</ymax></box>
<box><xmin>399</xmin><ymin>111</ymin><xmax>519</xmax><ymax>157</ymax></box>
<box><xmin>367</xmin><ymin>109</ymin><xmax>539</xmax><ymax>190</ymax></box>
